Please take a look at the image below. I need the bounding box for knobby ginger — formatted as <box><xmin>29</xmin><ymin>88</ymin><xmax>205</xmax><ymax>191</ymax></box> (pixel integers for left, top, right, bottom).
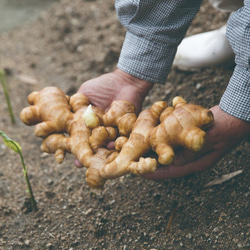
<box><xmin>148</xmin><ymin>96</ymin><xmax>214</xmax><ymax>165</ymax></box>
<box><xmin>20</xmin><ymin>87</ymin><xmax>214</xmax><ymax>189</ymax></box>
<box><xmin>100</xmin><ymin>101</ymin><xmax>168</xmax><ymax>179</ymax></box>
<box><xmin>82</xmin><ymin>104</ymin><xmax>100</xmax><ymax>129</ymax></box>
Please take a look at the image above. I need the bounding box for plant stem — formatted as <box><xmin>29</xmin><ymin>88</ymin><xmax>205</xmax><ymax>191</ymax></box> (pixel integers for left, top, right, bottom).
<box><xmin>0</xmin><ymin>69</ymin><xmax>15</xmax><ymax>124</ymax></box>
<box><xmin>0</xmin><ymin>131</ymin><xmax>38</xmax><ymax>212</ymax></box>
<box><xmin>17</xmin><ymin>143</ymin><xmax>38</xmax><ymax>212</ymax></box>
<box><xmin>19</xmin><ymin>152</ymin><xmax>38</xmax><ymax>212</ymax></box>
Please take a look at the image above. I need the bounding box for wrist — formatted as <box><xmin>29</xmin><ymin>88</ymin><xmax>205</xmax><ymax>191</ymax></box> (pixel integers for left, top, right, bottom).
<box><xmin>211</xmin><ymin>105</ymin><xmax>250</xmax><ymax>139</ymax></box>
<box><xmin>113</xmin><ymin>68</ymin><xmax>154</xmax><ymax>97</ymax></box>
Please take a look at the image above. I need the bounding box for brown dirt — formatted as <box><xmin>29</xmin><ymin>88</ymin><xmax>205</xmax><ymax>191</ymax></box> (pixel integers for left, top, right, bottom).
<box><xmin>0</xmin><ymin>0</ymin><xmax>249</xmax><ymax>249</ymax></box>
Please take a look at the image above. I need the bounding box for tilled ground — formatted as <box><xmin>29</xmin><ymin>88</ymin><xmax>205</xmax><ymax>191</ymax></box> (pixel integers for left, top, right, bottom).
<box><xmin>0</xmin><ymin>0</ymin><xmax>249</xmax><ymax>249</ymax></box>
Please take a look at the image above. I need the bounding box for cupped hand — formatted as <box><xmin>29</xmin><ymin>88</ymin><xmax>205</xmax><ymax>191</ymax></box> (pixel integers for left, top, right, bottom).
<box><xmin>74</xmin><ymin>68</ymin><xmax>153</xmax><ymax>167</ymax></box>
<box><xmin>77</xmin><ymin>68</ymin><xmax>153</xmax><ymax>113</ymax></box>
<box><xmin>145</xmin><ymin>105</ymin><xmax>250</xmax><ymax>180</ymax></box>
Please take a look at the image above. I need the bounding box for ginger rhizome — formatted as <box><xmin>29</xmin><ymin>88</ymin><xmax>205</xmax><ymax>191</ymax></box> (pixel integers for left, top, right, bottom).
<box><xmin>148</xmin><ymin>96</ymin><xmax>214</xmax><ymax>165</ymax></box>
<box><xmin>100</xmin><ymin>101</ymin><xmax>168</xmax><ymax>179</ymax></box>
<box><xmin>20</xmin><ymin>87</ymin><xmax>104</xmax><ymax>166</ymax></box>
<box><xmin>20</xmin><ymin>87</ymin><xmax>138</xmax><ymax>188</ymax></box>
<box><xmin>20</xmin><ymin>87</ymin><xmax>214</xmax><ymax>189</ymax></box>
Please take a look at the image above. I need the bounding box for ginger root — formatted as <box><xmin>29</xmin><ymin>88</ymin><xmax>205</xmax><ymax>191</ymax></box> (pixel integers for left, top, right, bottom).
<box><xmin>148</xmin><ymin>96</ymin><xmax>214</xmax><ymax>165</ymax></box>
<box><xmin>20</xmin><ymin>87</ymin><xmax>102</xmax><ymax>166</ymax></box>
<box><xmin>20</xmin><ymin>87</ymin><xmax>214</xmax><ymax>189</ymax></box>
<box><xmin>100</xmin><ymin>101</ymin><xmax>168</xmax><ymax>179</ymax></box>
<box><xmin>82</xmin><ymin>104</ymin><xmax>100</xmax><ymax>129</ymax></box>
<box><xmin>20</xmin><ymin>87</ymin><xmax>138</xmax><ymax>188</ymax></box>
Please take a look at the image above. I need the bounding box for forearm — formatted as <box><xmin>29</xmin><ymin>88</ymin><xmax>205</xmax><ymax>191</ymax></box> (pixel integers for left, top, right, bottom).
<box><xmin>115</xmin><ymin>0</ymin><xmax>202</xmax><ymax>83</ymax></box>
<box><xmin>220</xmin><ymin>66</ymin><xmax>250</xmax><ymax>122</ymax></box>
<box><xmin>219</xmin><ymin>2</ymin><xmax>250</xmax><ymax>122</ymax></box>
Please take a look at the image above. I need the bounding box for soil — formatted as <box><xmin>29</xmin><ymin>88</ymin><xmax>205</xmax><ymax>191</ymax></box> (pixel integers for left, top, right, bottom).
<box><xmin>0</xmin><ymin>0</ymin><xmax>249</xmax><ymax>249</ymax></box>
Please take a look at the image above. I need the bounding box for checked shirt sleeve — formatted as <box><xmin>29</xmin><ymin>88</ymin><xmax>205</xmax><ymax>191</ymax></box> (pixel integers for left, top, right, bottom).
<box><xmin>220</xmin><ymin>1</ymin><xmax>250</xmax><ymax>122</ymax></box>
<box><xmin>115</xmin><ymin>0</ymin><xmax>202</xmax><ymax>84</ymax></box>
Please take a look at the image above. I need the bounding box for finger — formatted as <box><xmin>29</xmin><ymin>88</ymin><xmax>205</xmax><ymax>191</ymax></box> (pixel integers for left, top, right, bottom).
<box><xmin>107</xmin><ymin>141</ymin><xmax>115</xmax><ymax>149</ymax></box>
<box><xmin>173</xmin><ymin>146</ymin><xmax>213</xmax><ymax>165</ymax></box>
<box><xmin>173</xmin><ymin>148</ymin><xmax>198</xmax><ymax>165</ymax></box>
<box><xmin>74</xmin><ymin>158</ymin><xmax>84</xmax><ymax>168</ymax></box>
<box><xmin>145</xmin><ymin>150</ymin><xmax>219</xmax><ymax>180</ymax></box>
<box><xmin>173</xmin><ymin>132</ymin><xmax>216</xmax><ymax>165</ymax></box>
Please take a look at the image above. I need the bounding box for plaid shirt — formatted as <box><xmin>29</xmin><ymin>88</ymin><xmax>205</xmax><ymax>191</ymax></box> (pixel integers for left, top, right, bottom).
<box><xmin>115</xmin><ymin>0</ymin><xmax>250</xmax><ymax>122</ymax></box>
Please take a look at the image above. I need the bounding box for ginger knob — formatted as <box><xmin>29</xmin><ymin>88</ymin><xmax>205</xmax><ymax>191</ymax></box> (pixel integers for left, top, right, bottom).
<box><xmin>82</xmin><ymin>104</ymin><xmax>100</xmax><ymax>129</ymax></box>
<box><xmin>148</xmin><ymin>96</ymin><xmax>214</xmax><ymax>165</ymax></box>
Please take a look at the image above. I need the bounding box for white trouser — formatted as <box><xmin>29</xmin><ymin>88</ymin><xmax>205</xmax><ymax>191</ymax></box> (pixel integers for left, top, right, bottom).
<box><xmin>209</xmin><ymin>0</ymin><xmax>244</xmax><ymax>12</ymax></box>
<box><xmin>173</xmin><ymin>0</ymin><xmax>244</xmax><ymax>70</ymax></box>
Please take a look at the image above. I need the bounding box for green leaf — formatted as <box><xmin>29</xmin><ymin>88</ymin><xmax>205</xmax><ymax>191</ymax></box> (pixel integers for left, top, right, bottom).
<box><xmin>4</xmin><ymin>139</ymin><xmax>21</xmax><ymax>153</ymax></box>
<box><xmin>0</xmin><ymin>131</ymin><xmax>22</xmax><ymax>153</ymax></box>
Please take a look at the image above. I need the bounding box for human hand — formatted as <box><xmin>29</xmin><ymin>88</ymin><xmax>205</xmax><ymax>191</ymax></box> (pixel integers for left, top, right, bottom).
<box><xmin>77</xmin><ymin>68</ymin><xmax>153</xmax><ymax>113</ymax></box>
<box><xmin>145</xmin><ymin>105</ymin><xmax>250</xmax><ymax>180</ymax></box>
<box><xmin>74</xmin><ymin>68</ymin><xmax>153</xmax><ymax>167</ymax></box>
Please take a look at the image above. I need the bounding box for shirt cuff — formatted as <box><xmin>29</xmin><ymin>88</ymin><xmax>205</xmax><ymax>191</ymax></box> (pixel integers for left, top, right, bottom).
<box><xmin>219</xmin><ymin>65</ymin><xmax>250</xmax><ymax>122</ymax></box>
<box><xmin>117</xmin><ymin>31</ymin><xmax>177</xmax><ymax>84</ymax></box>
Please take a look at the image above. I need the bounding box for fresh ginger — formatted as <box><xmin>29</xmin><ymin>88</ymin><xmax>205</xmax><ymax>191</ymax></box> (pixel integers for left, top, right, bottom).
<box><xmin>20</xmin><ymin>87</ymin><xmax>214</xmax><ymax>189</ymax></box>
<box><xmin>82</xmin><ymin>104</ymin><xmax>100</xmax><ymax>129</ymax></box>
<box><xmin>103</xmin><ymin>100</ymin><xmax>137</xmax><ymax>136</ymax></box>
<box><xmin>20</xmin><ymin>87</ymin><xmax>102</xmax><ymax>165</ymax></box>
<box><xmin>148</xmin><ymin>96</ymin><xmax>214</xmax><ymax>165</ymax></box>
<box><xmin>89</xmin><ymin>126</ymin><xmax>117</xmax><ymax>152</ymax></box>
<box><xmin>20</xmin><ymin>87</ymin><xmax>72</xmax><ymax>137</ymax></box>
<box><xmin>100</xmin><ymin>101</ymin><xmax>168</xmax><ymax>179</ymax></box>
<box><xmin>20</xmin><ymin>87</ymin><xmax>138</xmax><ymax>188</ymax></box>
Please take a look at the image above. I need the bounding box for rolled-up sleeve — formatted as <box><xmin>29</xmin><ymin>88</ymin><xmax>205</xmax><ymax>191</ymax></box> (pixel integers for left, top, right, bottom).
<box><xmin>220</xmin><ymin>1</ymin><xmax>250</xmax><ymax>122</ymax></box>
<box><xmin>115</xmin><ymin>0</ymin><xmax>202</xmax><ymax>84</ymax></box>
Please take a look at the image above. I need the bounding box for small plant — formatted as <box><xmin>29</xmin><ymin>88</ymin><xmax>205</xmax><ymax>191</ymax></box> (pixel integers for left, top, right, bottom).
<box><xmin>0</xmin><ymin>68</ymin><xmax>15</xmax><ymax>124</ymax></box>
<box><xmin>0</xmin><ymin>131</ymin><xmax>38</xmax><ymax>212</ymax></box>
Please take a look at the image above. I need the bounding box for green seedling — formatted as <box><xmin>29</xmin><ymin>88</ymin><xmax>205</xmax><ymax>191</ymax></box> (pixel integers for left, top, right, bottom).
<box><xmin>0</xmin><ymin>131</ymin><xmax>38</xmax><ymax>212</ymax></box>
<box><xmin>0</xmin><ymin>68</ymin><xmax>15</xmax><ymax>124</ymax></box>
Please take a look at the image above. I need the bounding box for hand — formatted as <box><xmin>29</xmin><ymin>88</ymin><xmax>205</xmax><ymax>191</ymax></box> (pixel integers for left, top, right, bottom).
<box><xmin>74</xmin><ymin>68</ymin><xmax>153</xmax><ymax>167</ymax></box>
<box><xmin>145</xmin><ymin>105</ymin><xmax>250</xmax><ymax>180</ymax></box>
<box><xmin>77</xmin><ymin>68</ymin><xmax>153</xmax><ymax>113</ymax></box>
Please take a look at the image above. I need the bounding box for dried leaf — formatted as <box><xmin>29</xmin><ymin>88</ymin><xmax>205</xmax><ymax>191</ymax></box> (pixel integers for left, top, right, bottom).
<box><xmin>204</xmin><ymin>170</ymin><xmax>243</xmax><ymax>187</ymax></box>
<box><xmin>17</xmin><ymin>74</ymin><xmax>38</xmax><ymax>85</ymax></box>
